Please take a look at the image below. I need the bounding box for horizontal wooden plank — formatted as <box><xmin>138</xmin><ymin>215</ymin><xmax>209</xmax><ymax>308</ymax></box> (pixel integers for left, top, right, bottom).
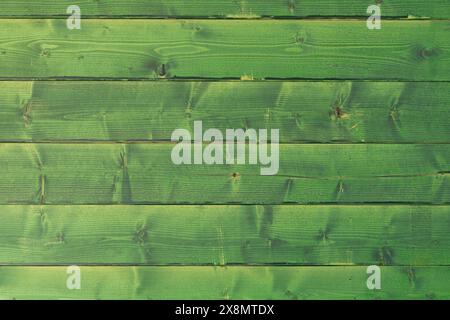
<box><xmin>1</xmin><ymin>143</ymin><xmax>449</xmax><ymax>204</ymax></box>
<box><xmin>0</xmin><ymin>266</ymin><xmax>449</xmax><ymax>299</ymax></box>
<box><xmin>2</xmin><ymin>81</ymin><xmax>450</xmax><ymax>143</ymax></box>
<box><xmin>0</xmin><ymin>20</ymin><xmax>449</xmax><ymax>80</ymax></box>
<box><xmin>1</xmin><ymin>0</ymin><xmax>450</xmax><ymax>19</ymax></box>
<box><xmin>0</xmin><ymin>205</ymin><xmax>449</xmax><ymax>265</ymax></box>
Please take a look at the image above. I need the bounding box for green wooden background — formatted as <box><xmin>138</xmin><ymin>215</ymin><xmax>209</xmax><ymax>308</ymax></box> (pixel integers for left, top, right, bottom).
<box><xmin>0</xmin><ymin>0</ymin><xmax>450</xmax><ymax>300</ymax></box>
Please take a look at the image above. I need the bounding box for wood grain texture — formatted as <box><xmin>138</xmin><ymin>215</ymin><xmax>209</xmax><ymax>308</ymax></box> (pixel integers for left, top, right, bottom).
<box><xmin>1</xmin><ymin>0</ymin><xmax>450</xmax><ymax>19</ymax></box>
<box><xmin>0</xmin><ymin>205</ymin><xmax>449</xmax><ymax>265</ymax></box>
<box><xmin>1</xmin><ymin>2</ymin><xmax>449</xmax><ymax>301</ymax></box>
<box><xmin>1</xmin><ymin>143</ymin><xmax>449</xmax><ymax>204</ymax></box>
<box><xmin>0</xmin><ymin>266</ymin><xmax>449</xmax><ymax>300</ymax></box>
<box><xmin>0</xmin><ymin>19</ymin><xmax>449</xmax><ymax>80</ymax></box>
<box><xmin>2</xmin><ymin>81</ymin><xmax>450</xmax><ymax>143</ymax></box>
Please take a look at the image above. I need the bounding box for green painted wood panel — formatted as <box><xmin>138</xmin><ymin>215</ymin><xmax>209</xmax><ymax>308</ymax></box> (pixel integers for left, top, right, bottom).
<box><xmin>0</xmin><ymin>1</ymin><xmax>449</xmax><ymax>301</ymax></box>
<box><xmin>2</xmin><ymin>81</ymin><xmax>450</xmax><ymax>143</ymax></box>
<box><xmin>1</xmin><ymin>143</ymin><xmax>449</xmax><ymax>204</ymax></box>
<box><xmin>0</xmin><ymin>20</ymin><xmax>449</xmax><ymax>80</ymax></box>
<box><xmin>0</xmin><ymin>205</ymin><xmax>449</xmax><ymax>265</ymax></box>
<box><xmin>1</xmin><ymin>0</ymin><xmax>450</xmax><ymax>19</ymax></box>
<box><xmin>0</xmin><ymin>266</ymin><xmax>448</xmax><ymax>300</ymax></box>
